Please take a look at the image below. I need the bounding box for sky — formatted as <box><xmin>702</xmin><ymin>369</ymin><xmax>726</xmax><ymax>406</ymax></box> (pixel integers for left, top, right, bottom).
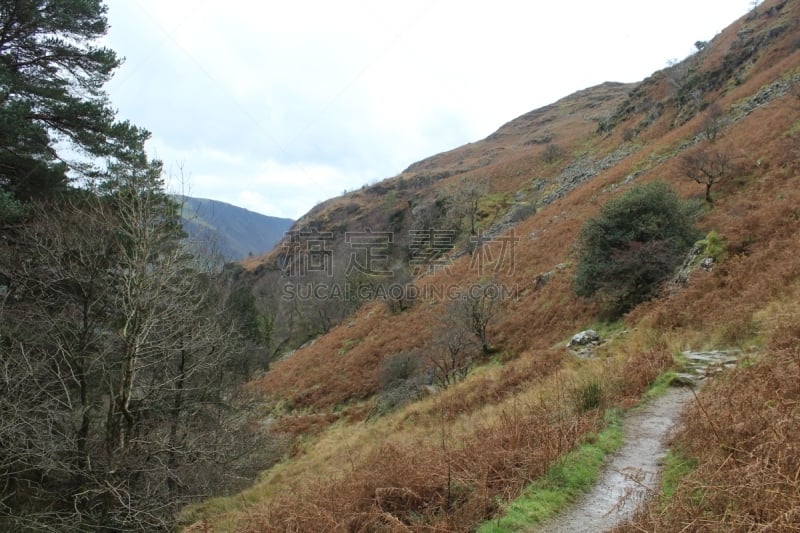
<box><xmin>103</xmin><ymin>0</ymin><xmax>756</xmax><ymax>219</ymax></box>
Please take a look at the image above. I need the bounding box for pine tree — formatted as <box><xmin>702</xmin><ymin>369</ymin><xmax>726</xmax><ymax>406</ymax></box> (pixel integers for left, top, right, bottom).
<box><xmin>0</xmin><ymin>0</ymin><xmax>146</xmax><ymax>201</ymax></box>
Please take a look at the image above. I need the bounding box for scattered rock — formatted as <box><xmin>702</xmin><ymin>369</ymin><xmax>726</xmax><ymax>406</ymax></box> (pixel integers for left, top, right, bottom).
<box><xmin>571</xmin><ymin>347</ymin><xmax>596</xmax><ymax>359</ymax></box>
<box><xmin>568</xmin><ymin>330</ymin><xmax>600</xmax><ymax>347</ymax></box>
<box><xmin>671</xmin><ymin>373</ymin><xmax>697</xmax><ymax>386</ymax></box>
<box><xmin>533</xmin><ymin>271</ymin><xmax>553</xmax><ymax>290</ymax></box>
<box><xmin>533</xmin><ymin>264</ymin><xmax>568</xmax><ymax>290</ymax></box>
<box><xmin>670</xmin><ymin>243</ymin><xmax>708</xmax><ymax>289</ymax></box>
<box><xmin>523</xmin><ymin>133</ymin><xmax>553</xmax><ymax>146</ymax></box>
<box><xmin>540</xmin><ymin>144</ymin><xmax>640</xmax><ymax>206</ymax></box>
<box><xmin>567</xmin><ymin>329</ymin><xmax>603</xmax><ymax>359</ymax></box>
<box><xmin>729</xmin><ymin>74</ymin><xmax>800</xmax><ymax>121</ymax></box>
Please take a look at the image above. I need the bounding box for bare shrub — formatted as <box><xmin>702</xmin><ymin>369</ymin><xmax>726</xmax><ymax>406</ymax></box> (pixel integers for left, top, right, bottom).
<box><xmin>430</xmin><ymin>307</ymin><xmax>480</xmax><ymax>387</ymax></box>
<box><xmin>542</xmin><ymin>143</ymin><xmax>563</xmax><ymax>164</ymax></box>
<box><xmin>373</xmin><ymin>351</ymin><xmax>426</xmax><ymax>415</ymax></box>
<box><xmin>622</xmin><ymin>127</ymin><xmax>637</xmax><ymax>142</ymax></box>
<box><xmin>700</xmin><ymin>102</ymin><xmax>727</xmax><ymax>142</ymax></box>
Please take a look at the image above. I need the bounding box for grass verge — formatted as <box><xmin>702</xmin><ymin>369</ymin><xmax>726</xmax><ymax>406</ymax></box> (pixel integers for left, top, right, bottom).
<box><xmin>659</xmin><ymin>448</ymin><xmax>697</xmax><ymax>499</ymax></box>
<box><xmin>478</xmin><ymin>364</ymin><xmax>685</xmax><ymax>533</ymax></box>
<box><xmin>476</xmin><ymin>409</ymin><xmax>623</xmax><ymax>532</ymax></box>
<box><xmin>642</xmin><ymin>370</ymin><xmax>688</xmax><ymax>400</ymax></box>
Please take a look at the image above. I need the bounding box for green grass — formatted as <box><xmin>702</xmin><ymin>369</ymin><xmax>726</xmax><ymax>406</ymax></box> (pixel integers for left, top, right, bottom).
<box><xmin>660</xmin><ymin>448</ymin><xmax>697</xmax><ymax>499</ymax></box>
<box><xmin>575</xmin><ymin>380</ymin><xmax>603</xmax><ymax>412</ymax></box>
<box><xmin>589</xmin><ymin>319</ymin><xmax>627</xmax><ymax>339</ymax></box>
<box><xmin>644</xmin><ymin>370</ymin><xmax>690</xmax><ymax>401</ymax></box>
<box><xmin>476</xmin><ymin>409</ymin><xmax>623</xmax><ymax>532</ymax></box>
<box><xmin>479</xmin><ymin>367</ymin><xmax>686</xmax><ymax>532</ymax></box>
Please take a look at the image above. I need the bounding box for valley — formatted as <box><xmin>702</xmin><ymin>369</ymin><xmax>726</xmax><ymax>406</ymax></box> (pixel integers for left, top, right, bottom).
<box><xmin>184</xmin><ymin>1</ymin><xmax>800</xmax><ymax>531</ymax></box>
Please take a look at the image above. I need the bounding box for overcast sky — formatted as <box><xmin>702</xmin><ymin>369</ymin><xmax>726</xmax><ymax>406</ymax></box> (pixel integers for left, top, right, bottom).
<box><xmin>103</xmin><ymin>1</ymin><xmax>755</xmax><ymax>219</ymax></box>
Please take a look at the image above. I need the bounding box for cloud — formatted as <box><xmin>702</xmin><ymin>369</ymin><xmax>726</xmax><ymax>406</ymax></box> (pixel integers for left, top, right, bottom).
<box><xmin>104</xmin><ymin>0</ymin><xmax>754</xmax><ymax>218</ymax></box>
<box><xmin>156</xmin><ymin>136</ymin><xmax>369</xmax><ymax>219</ymax></box>
<box><xmin>194</xmin><ymin>159</ymin><xmax>364</xmax><ymax>220</ymax></box>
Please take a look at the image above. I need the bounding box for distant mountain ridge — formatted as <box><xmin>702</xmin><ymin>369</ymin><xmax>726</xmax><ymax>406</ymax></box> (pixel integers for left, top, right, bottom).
<box><xmin>177</xmin><ymin>196</ymin><xmax>293</xmax><ymax>261</ymax></box>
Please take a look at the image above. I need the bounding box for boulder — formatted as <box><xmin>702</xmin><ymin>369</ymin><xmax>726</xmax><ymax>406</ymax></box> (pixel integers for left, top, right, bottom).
<box><xmin>568</xmin><ymin>330</ymin><xmax>600</xmax><ymax>347</ymax></box>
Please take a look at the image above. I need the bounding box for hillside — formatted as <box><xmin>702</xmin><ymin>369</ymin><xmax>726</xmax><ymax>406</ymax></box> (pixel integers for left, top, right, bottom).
<box><xmin>188</xmin><ymin>1</ymin><xmax>800</xmax><ymax>530</ymax></box>
<box><xmin>241</xmin><ymin>80</ymin><xmax>635</xmax><ymax>274</ymax></box>
<box><xmin>178</xmin><ymin>196</ymin><xmax>293</xmax><ymax>261</ymax></box>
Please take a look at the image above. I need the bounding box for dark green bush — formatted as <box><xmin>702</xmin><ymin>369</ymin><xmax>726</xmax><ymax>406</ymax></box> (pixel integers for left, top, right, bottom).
<box><xmin>574</xmin><ymin>181</ymin><xmax>701</xmax><ymax>316</ymax></box>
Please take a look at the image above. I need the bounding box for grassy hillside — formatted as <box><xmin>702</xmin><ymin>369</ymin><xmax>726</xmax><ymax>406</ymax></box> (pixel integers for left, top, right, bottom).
<box><xmin>186</xmin><ymin>1</ymin><xmax>800</xmax><ymax>530</ymax></box>
<box><xmin>179</xmin><ymin>196</ymin><xmax>293</xmax><ymax>261</ymax></box>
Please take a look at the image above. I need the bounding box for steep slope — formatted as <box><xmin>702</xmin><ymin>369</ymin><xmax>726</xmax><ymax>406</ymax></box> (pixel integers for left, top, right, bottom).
<box><xmin>178</xmin><ymin>196</ymin><xmax>293</xmax><ymax>261</ymax></box>
<box><xmin>188</xmin><ymin>1</ymin><xmax>800</xmax><ymax>530</ymax></box>
<box><xmin>241</xmin><ymin>80</ymin><xmax>633</xmax><ymax>273</ymax></box>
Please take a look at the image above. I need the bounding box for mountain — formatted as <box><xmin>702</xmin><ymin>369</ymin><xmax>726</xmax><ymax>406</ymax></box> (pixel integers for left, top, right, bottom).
<box><xmin>177</xmin><ymin>196</ymin><xmax>293</xmax><ymax>261</ymax></box>
<box><xmin>187</xmin><ymin>1</ymin><xmax>800</xmax><ymax>530</ymax></box>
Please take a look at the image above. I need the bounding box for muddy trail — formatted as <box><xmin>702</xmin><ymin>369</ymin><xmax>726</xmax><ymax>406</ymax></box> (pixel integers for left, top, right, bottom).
<box><xmin>531</xmin><ymin>351</ymin><xmax>737</xmax><ymax>533</ymax></box>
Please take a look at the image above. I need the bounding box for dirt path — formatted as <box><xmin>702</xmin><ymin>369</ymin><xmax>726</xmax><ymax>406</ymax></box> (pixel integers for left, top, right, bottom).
<box><xmin>530</xmin><ymin>351</ymin><xmax>737</xmax><ymax>532</ymax></box>
<box><xmin>532</xmin><ymin>386</ymin><xmax>693</xmax><ymax>532</ymax></box>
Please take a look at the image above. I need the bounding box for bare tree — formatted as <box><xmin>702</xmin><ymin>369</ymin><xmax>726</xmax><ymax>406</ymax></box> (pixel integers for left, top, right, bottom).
<box><xmin>427</xmin><ymin>283</ymin><xmax>502</xmax><ymax>387</ymax></box>
<box><xmin>429</xmin><ymin>318</ymin><xmax>478</xmax><ymax>388</ymax></box>
<box><xmin>681</xmin><ymin>145</ymin><xmax>737</xmax><ymax>204</ymax></box>
<box><xmin>700</xmin><ymin>102</ymin><xmax>727</xmax><ymax>143</ymax></box>
<box><xmin>0</xmin><ymin>166</ymin><xmax>272</xmax><ymax>530</ymax></box>
<box><xmin>454</xmin><ymin>282</ymin><xmax>501</xmax><ymax>355</ymax></box>
<box><xmin>448</xmin><ymin>177</ymin><xmax>489</xmax><ymax>236</ymax></box>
